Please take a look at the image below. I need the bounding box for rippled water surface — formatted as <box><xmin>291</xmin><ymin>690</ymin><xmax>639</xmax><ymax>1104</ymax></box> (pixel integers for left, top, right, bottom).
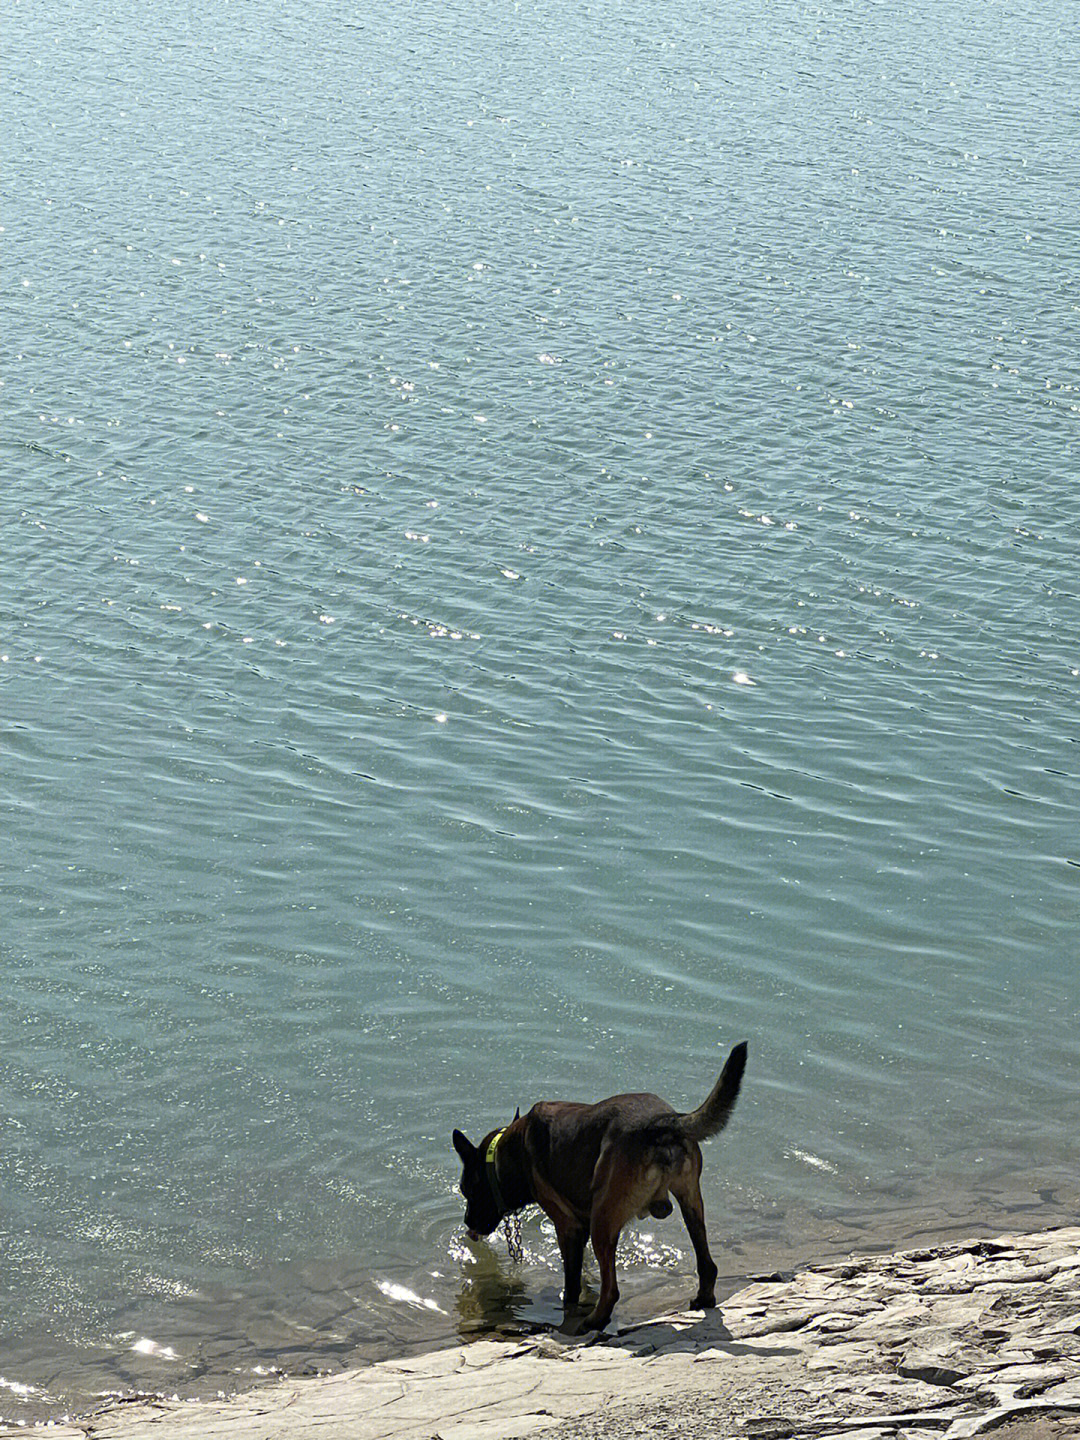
<box><xmin>2</xmin><ymin>0</ymin><xmax>1078</xmax><ymax>1422</ymax></box>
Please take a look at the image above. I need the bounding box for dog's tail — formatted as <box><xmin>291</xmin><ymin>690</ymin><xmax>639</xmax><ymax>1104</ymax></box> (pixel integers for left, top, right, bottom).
<box><xmin>675</xmin><ymin>1041</ymin><xmax>748</xmax><ymax>1143</ymax></box>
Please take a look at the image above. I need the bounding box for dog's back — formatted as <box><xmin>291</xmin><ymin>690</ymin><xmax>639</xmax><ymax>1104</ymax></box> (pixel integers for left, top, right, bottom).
<box><xmin>521</xmin><ymin>1092</ymin><xmax>700</xmax><ymax>1226</ymax></box>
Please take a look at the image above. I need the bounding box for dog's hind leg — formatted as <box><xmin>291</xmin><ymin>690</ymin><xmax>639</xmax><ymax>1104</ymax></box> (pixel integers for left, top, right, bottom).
<box><xmin>672</xmin><ymin>1162</ymin><xmax>718</xmax><ymax>1309</ymax></box>
<box><xmin>585</xmin><ymin>1214</ymin><xmax>620</xmax><ymax>1330</ymax></box>
<box><xmin>555</xmin><ymin>1221</ymin><xmax>586</xmax><ymax>1308</ymax></box>
<box><xmin>584</xmin><ymin>1145</ymin><xmax>628</xmax><ymax>1330</ymax></box>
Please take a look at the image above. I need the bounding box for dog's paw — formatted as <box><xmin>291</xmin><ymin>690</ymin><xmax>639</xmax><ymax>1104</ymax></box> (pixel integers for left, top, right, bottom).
<box><xmin>690</xmin><ymin>1292</ymin><xmax>717</xmax><ymax>1310</ymax></box>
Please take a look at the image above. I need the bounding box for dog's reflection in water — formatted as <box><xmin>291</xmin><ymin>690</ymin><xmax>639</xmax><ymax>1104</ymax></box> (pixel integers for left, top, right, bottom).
<box><xmin>454</xmin><ymin>1237</ymin><xmax>596</xmax><ymax>1337</ymax></box>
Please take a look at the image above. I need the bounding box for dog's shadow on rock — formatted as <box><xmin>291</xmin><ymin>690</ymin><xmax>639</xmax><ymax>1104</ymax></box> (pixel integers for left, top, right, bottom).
<box><xmin>608</xmin><ymin>1308</ymin><xmax>802</xmax><ymax>1361</ymax></box>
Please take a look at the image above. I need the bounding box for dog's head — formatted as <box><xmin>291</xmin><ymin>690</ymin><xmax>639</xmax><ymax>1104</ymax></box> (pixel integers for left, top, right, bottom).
<box><xmin>452</xmin><ymin>1129</ymin><xmax>503</xmax><ymax>1239</ymax></box>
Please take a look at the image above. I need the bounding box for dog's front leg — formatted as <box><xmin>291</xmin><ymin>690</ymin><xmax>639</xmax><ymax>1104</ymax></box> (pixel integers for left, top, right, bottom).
<box><xmin>554</xmin><ymin>1222</ymin><xmax>586</xmax><ymax>1308</ymax></box>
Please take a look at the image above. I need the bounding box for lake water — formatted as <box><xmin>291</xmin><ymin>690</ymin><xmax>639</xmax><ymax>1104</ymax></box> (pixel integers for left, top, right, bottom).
<box><xmin>2</xmin><ymin>0</ymin><xmax>1078</xmax><ymax>1422</ymax></box>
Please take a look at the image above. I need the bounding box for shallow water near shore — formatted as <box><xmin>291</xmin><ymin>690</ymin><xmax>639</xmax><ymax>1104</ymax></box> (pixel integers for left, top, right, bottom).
<box><xmin>2</xmin><ymin>0</ymin><xmax>1078</xmax><ymax>1425</ymax></box>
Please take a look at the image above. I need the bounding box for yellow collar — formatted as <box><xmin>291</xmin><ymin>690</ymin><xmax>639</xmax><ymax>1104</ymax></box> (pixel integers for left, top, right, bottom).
<box><xmin>485</xmin><ymin>1128</ymin><xmax>507</xmax><ymax>1213</ymax></box>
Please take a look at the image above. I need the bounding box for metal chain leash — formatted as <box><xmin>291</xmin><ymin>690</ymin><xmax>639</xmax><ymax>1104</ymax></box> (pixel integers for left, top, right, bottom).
<box><xmin>503</xmin><ymin>1210</ymin><xmax>524</xmax><ymax>1264</ymax></box>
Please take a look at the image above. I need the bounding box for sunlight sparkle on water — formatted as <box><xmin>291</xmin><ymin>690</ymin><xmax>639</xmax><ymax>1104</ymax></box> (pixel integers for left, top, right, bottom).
<box><xmin>374</xmin><ymin>1281</ymin><xmax>445</xmax><ymax>1313</ymax></box>
<box><xmin>131</xmin><ymin>1337</ymin><xmax>180</xmax><ymax>1360</ymax></box>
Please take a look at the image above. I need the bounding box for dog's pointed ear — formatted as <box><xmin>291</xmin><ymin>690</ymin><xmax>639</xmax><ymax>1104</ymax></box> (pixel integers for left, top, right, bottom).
<box><xmin>514</xmin><ymin>1107</ymin><xmax>521</xmax><ymax>1121</ymax></box>
<box><xmin>452</xmin><ymin>1129</ymin><xmax>476</xmax><ymax>1162</ymax></box>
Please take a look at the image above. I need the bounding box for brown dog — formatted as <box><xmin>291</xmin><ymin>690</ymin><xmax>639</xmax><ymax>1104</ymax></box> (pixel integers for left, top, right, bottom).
<box><xmin>452</xmin><ymin>1040</ymin><xmax>747</xmax><ymax>1331</ymax></box>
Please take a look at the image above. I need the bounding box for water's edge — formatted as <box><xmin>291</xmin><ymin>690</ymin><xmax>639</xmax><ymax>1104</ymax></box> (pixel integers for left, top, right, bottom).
<box><xmin>3</xmin><ymin>1162</ymin><xmax>1076</xmax><ymax>1430</ymax></box>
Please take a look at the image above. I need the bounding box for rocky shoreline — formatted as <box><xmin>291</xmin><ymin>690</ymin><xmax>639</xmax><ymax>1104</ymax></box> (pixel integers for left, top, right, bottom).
<box><xmin>4</xmin><ymin>1226</ymin><xmax>1076</xmax><ymax>1440</ymax></box>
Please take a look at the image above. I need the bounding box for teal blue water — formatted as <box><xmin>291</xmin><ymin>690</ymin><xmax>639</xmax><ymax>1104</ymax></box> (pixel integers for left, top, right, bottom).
<box><xmin>3</xmin><ymin>0</ymin><xmax>1078</xmax><ymax>1420</ymax></box>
